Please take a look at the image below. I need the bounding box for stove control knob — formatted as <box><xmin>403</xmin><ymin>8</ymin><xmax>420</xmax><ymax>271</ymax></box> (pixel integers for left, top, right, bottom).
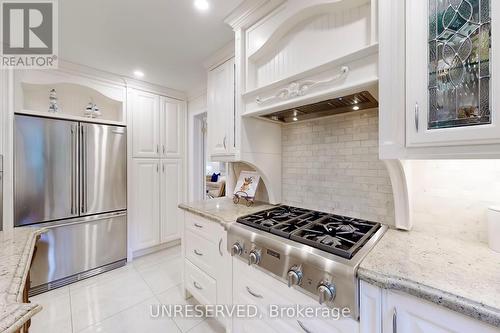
<box><xmin>248</xmin><ymin>249</ymin><xmax>261</xmax><ymax>266</ymax></box>
<box><xmin>287</xmin><ymin>266</ymin><xmax>303</xmax><ymax>287</ymax></box>
<box><xmin>231</xmin><ymin>242</ymin><xmax>243</xmax><ymax>256</ymax></box>
<box><xmin>317</xmin><ymin>281</ymin><xmax>336</xmax><ymax>304</ymax></box>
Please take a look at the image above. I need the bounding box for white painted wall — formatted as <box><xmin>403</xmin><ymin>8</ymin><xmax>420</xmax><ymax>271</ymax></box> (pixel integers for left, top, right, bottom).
<box><xmin>187</xmin><ymin>92</ymin><xmax>207</xmax><ymax>202</ymax></box>
<box><xmin>405</xmin><ymin>160</ymin><xmax>500</xmax><ymax>244</ymax></box>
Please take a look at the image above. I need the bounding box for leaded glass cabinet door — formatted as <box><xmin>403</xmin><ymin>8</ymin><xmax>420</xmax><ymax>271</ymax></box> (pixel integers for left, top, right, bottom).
<box><xmin>406</xmin><ymin>0</ymin><xmax>500</xmax><ymax>147</ymax></box>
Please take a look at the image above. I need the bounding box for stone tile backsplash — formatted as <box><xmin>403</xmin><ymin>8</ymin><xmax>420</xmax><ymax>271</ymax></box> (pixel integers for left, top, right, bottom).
<box><xmin>281</xmin><ymin>109</ymin><xmax>395</xmax><ymax>225</ymax></box>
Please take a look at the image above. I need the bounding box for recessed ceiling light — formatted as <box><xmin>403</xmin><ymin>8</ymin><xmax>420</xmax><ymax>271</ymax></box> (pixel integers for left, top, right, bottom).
<box><xmin>194</xmin><ymin>0</ymin><xmax>209</xmax><ymax>11</ymax></box>
<box><xmin>352</xmin><ymin>105</ymin><xmax>360</xmax><ymax>111</ymax></box>
<box><xmin>292</xmin><ymin>116</ymin><xmax>298</xmax><ymax>122</ymax></box>
<box><xmin>133</xmin><ymin>70</ymin><xmax>144</xmax><ymax>78</ymax></box>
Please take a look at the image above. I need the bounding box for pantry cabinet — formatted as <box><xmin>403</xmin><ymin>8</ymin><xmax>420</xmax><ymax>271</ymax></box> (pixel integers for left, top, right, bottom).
<box><xmin>379</xmin><ymin>0</ymin><xmax>500</xmax><ymax>158</ymax></box>
<box><xmin>130</xmin><ymin>158</ymin><xmax>183</xmax><ymax>251</ymax></box>
<box><xmin>129</xmin><ymin>89</ymin><xmax>185</xmax><ymax>159</ymax></box>
<box><xmin>160</xmin><ymin>159</ymin><xmax>182</xmax><ymax>243</ymax></box>
<box><xmin>128</xmin><ymin>88</ymin><xmax>186</xmax><ymax>254</ymax></box>
<box><xmin>130</xmin><ymin>159</ymin><xmax>161</xmax><ymax>250</ymax></box>
<box><xmin>130</xmin><ymin>90</ymin><xmax>160</xmax><ymax>158</ymax></box>
<box><xmin>207</xmin><ymin>57</ymin><xmax>237</xmax><ymax>161</ymax></box>
<box><xmin>360</xmin><ymin>281</ymin><xmax>500</xmax><ymax>333</ymax></box>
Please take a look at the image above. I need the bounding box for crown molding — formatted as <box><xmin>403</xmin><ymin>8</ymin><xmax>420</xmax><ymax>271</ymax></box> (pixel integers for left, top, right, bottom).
<box><xmin>203</xmin><ymin>42</ymin><xmax>235</xmax><ymax>71</ymax></box>
<box><xmin>224</xmin><ymin>0</ymin><xmax>285</xmax><ymax>30</ymax></box>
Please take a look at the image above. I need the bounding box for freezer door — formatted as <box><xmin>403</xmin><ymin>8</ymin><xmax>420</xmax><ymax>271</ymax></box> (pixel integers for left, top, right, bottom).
<box><xmin>80</xmin><ymin>123</ymin><xmax>127</xmax><ymax>215</ymax></box>
<box><xmin>30</xmin><ymin>212</ymin><xmax>127</xmax><ymax>288</ymax></box>
<box><xmin>14</xmin><ymin>115</ymin><xmax>79</xmax><ymax>226</ymax></box>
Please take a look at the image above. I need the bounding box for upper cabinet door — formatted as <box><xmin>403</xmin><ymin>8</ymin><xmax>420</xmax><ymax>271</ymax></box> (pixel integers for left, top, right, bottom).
<box><xmin>160</xmin><ymin>96</ymin><xmax>185</xmax><ymax>159</ymax></box>
<box><xmin>406</xmin><ymin>0</ymin><xmax>500</xmax><ymax>147</ymax></box>
<box><xmin>130</xmin><ymin>89</ymin><xmax>160</xmax><ymax>158</ymax></box>
<box><xmin>207</xmin><ymin>58</ymin><xmax>235</xmax><ymax>158</ymax></box>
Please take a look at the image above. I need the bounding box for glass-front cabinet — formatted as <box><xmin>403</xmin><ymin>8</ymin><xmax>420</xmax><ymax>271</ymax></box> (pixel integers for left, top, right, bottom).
<box><xmin>406</xmin><ymin>0</ymin><xmax>500</xmax><ymax>147</ymax></box>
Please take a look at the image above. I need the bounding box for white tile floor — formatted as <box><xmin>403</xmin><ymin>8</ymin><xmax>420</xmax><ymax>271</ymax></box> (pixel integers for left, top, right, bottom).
<box><xmin>30</xmin><ymin>246</ymin><xmax>224</xmax><ymax>333</ymax></box>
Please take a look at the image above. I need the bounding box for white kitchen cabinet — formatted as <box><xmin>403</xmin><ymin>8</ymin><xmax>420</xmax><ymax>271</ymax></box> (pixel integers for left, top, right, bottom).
<box><xmin>130</xmin><ymin>159</ymin><xmax>161</xmax><ymax>250</ymax></box>
<box><xmin>131</xmin><ymin>158</ymin><xmax>184</xmax><ymax>252</ymax></box>
<box><xmin>207</xmin><ymin>57</ymin><xmax>236</xmax><ymax>161</ymax></box>
<box><xmin>160</xmin><ymin>96</ymin><xmax>184</xmax><ymax>158</ymax></box>
<box><xmin>160</xmin><ymin>159</ymin><xmax>182</xmax><ymax>243</ymax></box>
<box><xmin>406</xmin><ymin>0</ymin><xmax>500</xmax><ymax>148</ymax></box>
<box><xmin>379</xmin><ymin>0</ymin><xmax>500</xmax><ymax>158</ymax></box>
<box><xmin>360</xmin><ymin>281</ymin><xmax>500</xmax><ymax>333</ymax></box>
<box><xmin>182</xmin><ymin>212</ymin><xmax>232</xmax><ymax>329</ymax></box>
<box><xmin>130</xmin><ymin>89</ymin><xmax>185</xmax><ymax>159</ymax></box>
<box><xmin>130</xmin><ymin>89</ymin><xmax>160</xmax><ymax>158</ymax></box>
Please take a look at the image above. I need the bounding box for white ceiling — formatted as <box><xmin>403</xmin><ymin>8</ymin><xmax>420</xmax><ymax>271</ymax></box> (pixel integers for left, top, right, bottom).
<box><xmin>59</xmin><ymin>0</ymin><xmax>242</xmax><ymax>93</ymax></box>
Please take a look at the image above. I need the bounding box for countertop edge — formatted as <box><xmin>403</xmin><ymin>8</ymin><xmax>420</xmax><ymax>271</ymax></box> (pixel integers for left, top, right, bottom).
<box><xmin>1</xmin><ymin>227</ymin><xmax>47</xmax><ymax>332</ymax></box>
<box><xmin>3</xmin><ymin>304</ymin><xmax>42</xmax><ymax>333</ymax></box>
<box><xmin>178</xmin><ymin>203</ymin><xmax>228</xmax><ymax>227</ymax></box>
<box><xmin>358</xmin><ymin>267</ymin><xmax>500</xmax><ymax>328</ymax></box>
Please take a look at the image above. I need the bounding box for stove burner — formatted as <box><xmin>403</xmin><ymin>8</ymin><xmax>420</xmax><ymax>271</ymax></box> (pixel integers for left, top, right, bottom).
<box><xmin>237</xmin><ymin>206</ymin><xmax>310</xmax><ymax>231</ymax></box>
<box><xmin>237</xmin><ymin>206</ymin><xmax>380</xmax><ymax>259</ymax></box>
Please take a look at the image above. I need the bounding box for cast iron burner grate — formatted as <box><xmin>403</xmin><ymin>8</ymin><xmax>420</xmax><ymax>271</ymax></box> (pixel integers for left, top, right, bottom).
<box><xmin>236</xmin><ymin>206</ymin><xmax>380</xmax><ymax>259</ymax></box>
<box><xmin>236</xmin><ymin>205</ymin><xmax>311</xmax><ymax>231</ymax></box>
<box><xmin>290</xmin><ymin>215</ymin><xmax>379</xmax><ymax>259</ymax></box>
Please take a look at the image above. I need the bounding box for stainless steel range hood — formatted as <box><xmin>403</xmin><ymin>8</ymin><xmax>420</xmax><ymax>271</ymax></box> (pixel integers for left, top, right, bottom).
<box><xmin>260</xmin><ymin>91</ymin><xmax>378</xmax><ymax>123</ymax></box>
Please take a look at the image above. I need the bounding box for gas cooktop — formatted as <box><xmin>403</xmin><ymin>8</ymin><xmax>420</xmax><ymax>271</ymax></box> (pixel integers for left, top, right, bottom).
<box><xmin>236</xmin><ymin>205</ymin><xmax>380</xmax><ymax>259</ymax></box>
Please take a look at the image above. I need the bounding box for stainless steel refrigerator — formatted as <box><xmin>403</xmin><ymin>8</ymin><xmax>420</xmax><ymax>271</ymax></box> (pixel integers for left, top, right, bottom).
<box><xmin>14</xmin><ymin>114</ymin><xmax>127</xmax><ymax>295</ymax></box>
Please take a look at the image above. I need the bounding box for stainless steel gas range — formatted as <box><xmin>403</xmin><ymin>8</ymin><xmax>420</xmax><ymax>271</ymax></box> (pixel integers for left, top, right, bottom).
<box><xmin>227</xmin><ymin>205</ymin><xmax>387</xmax><ymax>319</ymax></box>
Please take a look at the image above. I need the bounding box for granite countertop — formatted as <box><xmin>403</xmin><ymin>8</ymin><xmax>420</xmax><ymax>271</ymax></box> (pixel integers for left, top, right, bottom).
<box><xmin>0</xmin><ymin>227</ymin><xmax>46</xmax><ymax>333</ymax></box>
<box><xmin>179</xmin><ymin>197</ymin><xmax>275</xmax><ymax>228</ymax></box>
<box><xmin>359</xmin><ymin>229</ymin><xmax>500</xmax><ymax>328</ymax></box>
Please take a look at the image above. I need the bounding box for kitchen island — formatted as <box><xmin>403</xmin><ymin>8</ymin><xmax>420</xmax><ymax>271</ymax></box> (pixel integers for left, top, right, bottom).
<box><xmin>0</xmin><ymin>227</ymin><xmax>45</xmax><ymax>333</ymax></box>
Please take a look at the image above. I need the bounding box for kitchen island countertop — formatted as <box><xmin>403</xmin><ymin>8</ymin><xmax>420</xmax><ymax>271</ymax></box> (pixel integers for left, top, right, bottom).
<box><xmin>0</xmin><ymin>227</ymin><xmax>45</xmax><ymax>333</ymax></box>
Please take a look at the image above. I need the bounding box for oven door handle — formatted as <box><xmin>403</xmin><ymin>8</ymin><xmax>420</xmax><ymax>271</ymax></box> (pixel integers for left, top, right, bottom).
<box><xmin>246</xmin><ymin>286</ymin><xmax>263</xmax><ymax>299</ymax></box>
<box><xmin>297</xmin><ymin>320</ymin><xmax>313</xmax><ymax>333</ymax></box>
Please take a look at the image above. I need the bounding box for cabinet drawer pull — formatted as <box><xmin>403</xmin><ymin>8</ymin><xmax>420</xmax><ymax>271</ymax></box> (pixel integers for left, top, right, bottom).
<box><xmin>223</xmin><ymin>135</ymin><xmax>227</xmax><ymax>150</ymax></box>
<box><xmin>163</xmin><ymin>145</ymin><xmax>165</xmax><ymax>154</ymax></box>
<box><xmin>218</xmin><ymin>238</ymin><xmax>223</xmax><ymax>256</ymax></box>
<box><xmin>194</xmin><ymin>223</ymin><xmax>203</xmax><ymax>228</ymax></box>
<box><xmin>194</xmin><ymin>249</ymin><xmax>203</xmax><ymax>256</ymax></box>
<box><xmin>393</xmin><ymin>308</ymin><xmax>397</xmax><ymax>333</ymax></box>
<box><xmin>297</xmin><ymin>320</ymin><xmax>313</xmax><ymax>333</ymax></box>
<box><xmin>193</xmin><ymin>281</ymin><xmax>203</xmax><ymax>290</ymax></box>
<box><xmin>246</xmin><ymin>286</ymin><xmax>263</xmax><ymax>299</ymax></box>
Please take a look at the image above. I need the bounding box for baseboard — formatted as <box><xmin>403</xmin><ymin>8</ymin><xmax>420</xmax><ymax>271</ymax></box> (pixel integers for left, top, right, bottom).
<box><xmin>132</xmin><ymin>239</ymin><xmax>181</xmax><ymax>259</ymax></box>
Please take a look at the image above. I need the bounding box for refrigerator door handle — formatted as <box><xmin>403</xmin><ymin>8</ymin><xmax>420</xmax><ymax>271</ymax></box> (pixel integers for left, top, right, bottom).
<box><xmin>80</xmin><ymin>125</ymin><xmax>87</xmax><ymax>214</ymax></box>
<box><xmin>70</xmin><ymin>125</ymin><xmax>76</xmax><ymax>215</ymax></box>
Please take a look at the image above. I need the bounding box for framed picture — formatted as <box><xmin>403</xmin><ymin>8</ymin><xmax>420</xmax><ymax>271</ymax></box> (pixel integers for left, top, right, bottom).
<box><xmin>234</xmin><ymin>171</ymin><xmax>260</xmax><ymax>199</ymax></box>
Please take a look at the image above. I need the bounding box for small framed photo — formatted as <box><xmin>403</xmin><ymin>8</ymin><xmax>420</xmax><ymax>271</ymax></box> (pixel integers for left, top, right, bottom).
<box><xmin>234</xmin><ymin>171</ymin><xmax>261</xmax><ymax>199</ymax></box>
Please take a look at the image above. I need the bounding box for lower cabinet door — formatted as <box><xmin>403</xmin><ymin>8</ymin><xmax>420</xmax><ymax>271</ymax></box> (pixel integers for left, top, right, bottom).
<box><xmin>130</xmin><ymin>159</ymin><xmax>160</xmax><ymax>251</ymax></box>
<box><xmin>384</xmin><ymin>291</ymin><xmax>500</xmax><ymax>333</ymax></box>
<box><xmin>160</xmin><ymin>159</ymin><xmax>182</xmax><ymax>243</ymax></box>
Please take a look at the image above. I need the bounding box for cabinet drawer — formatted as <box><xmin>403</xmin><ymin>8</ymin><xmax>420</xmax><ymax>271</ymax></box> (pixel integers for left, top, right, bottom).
<box><xmin>185</xmin><ymin>259</ymin><xmax>216</xmax><ymax>305</ymax></box>
<box><xmin>185</xmin><ymin>212</ymin><xmax>221</xmax><ymax>243</ymax></box>
<box><xmin>185</xmin><ymin>230</ymin><xmax>217</xmax><ymax>278</ymax></box>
